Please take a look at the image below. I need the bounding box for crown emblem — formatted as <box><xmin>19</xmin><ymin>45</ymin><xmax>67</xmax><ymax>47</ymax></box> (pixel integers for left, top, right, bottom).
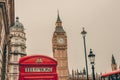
<box><xmin>36</xmin><ymin>58</ymin><xmax>42</xmax><ymax>63</ymax></box>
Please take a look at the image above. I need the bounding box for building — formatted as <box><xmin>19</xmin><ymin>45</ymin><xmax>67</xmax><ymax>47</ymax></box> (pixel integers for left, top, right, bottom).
<box><xmin>52</xmin><ymin>13</ymin><xmax>69</xmax><ymax>80</ymax></box>
<box><xmin>8</xmin><ymin>17</ymin><xmax>26</xmax><ymax>80</ymax></box>
<box><xmin>0</xmin><ymin>0</ymin><xmax>14</xmax><ymax>80</ymax></box>
<box><xmin>69</xmin><ymin>68</ymin><xmax>86</xmax><ymax>80</ymax></box>
<box><xmin>111</xmin><ymin>54</ymin><xmax>117</xmax><ymax>71</ymax></box>
<box><xmin>69</xmin><ymin>69</ymin><xmax>101</xmax><ymax>80</ymax></box>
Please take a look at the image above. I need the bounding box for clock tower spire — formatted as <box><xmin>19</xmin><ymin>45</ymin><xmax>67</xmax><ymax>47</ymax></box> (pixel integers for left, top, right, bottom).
<box><xmin>52</xmin><ymin>12</ymin><xmax>69</xmax><ymax>80</ymax></box>
<box><xmin>57</xmin><ymin>10</ymin><xmax>61</xmax><ymax>22</ymax></box>
<box><xmin>111</xmin><ymin>54</ymin><xmax>117</xmax><ymax>71</ymax></box>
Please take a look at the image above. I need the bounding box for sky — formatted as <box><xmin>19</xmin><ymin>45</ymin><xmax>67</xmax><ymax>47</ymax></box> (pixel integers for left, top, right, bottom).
<box><xmin>15</xmin><ymin>0</ymin><xmax>120</xmax><ymax>74</ymax></box>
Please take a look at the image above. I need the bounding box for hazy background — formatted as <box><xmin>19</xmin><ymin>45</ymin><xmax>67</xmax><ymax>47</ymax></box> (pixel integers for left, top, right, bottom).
<box><xmin>15</xmin><ymin>0</ymin><xmax>120</xmax><ymax>74</ymax></box>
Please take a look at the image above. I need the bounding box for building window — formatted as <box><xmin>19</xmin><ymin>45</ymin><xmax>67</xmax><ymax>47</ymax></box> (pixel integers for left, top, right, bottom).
<box><xmin>14</xmin><ymin>55</ymin><xmax>18</xmax><ymax>62</ymax></box>
<box><xmin>13</xmin><ymin>66</ymin><xmax>17</xmax><ymax>73</ymax></box>
<box><xmin>21</xmin><ymin>47</ymin><xmax>25</xmax><ymax>53</ymax></box>
<box><xmin>60</xmin><ymin>61</ymin><xmax>63</xmax><ymax>67</ymax></box>
<box><xmin>14</xmin><ymin>47</ymin><xmax>18</xmax><ymax>53</ymax></box>
<box><xmin>61</xmin><ymin>71</ymin><xmax>64</xmax><ymax>76</ymax></box>
<box><xmin>13</xmin><ymin>76</ymin><xmax>16</xmax><ymax>80</ymax></box>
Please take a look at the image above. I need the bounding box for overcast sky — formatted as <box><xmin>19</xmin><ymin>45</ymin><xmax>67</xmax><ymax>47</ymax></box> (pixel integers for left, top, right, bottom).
<box><xmin>15</xmin><ymin>0</ymin><xmax>120</xmax><ymax>74</ymax></box>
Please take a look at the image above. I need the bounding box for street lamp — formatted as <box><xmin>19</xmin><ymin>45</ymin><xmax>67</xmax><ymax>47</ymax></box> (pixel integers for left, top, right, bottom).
<box><xmin>81</xmin><ymin>27</ymin><xmax>89</xmax><ymax>80</ymax></box>
<box><xmin>88</xmin><ymin>49</ymin><xmax>96</xmax><ymax>80</ymax></box>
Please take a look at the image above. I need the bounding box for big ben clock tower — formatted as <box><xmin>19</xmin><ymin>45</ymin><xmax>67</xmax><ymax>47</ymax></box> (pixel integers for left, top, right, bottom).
<box><xmin>52</xmin><ymin>12</ymin><xmax>69</xmax><ymax>80</ymax></box>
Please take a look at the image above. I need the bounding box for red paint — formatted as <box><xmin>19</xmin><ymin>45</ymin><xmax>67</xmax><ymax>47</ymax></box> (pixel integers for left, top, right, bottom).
<box><xmin>19</xmin><ymin>55</ymin><xmax>58</xmax><ymax>80</ymax></box>
<box><xmin>101</xmin><ymin>69</ymin><xmax>120</xmax><ymax>77</ymax></box>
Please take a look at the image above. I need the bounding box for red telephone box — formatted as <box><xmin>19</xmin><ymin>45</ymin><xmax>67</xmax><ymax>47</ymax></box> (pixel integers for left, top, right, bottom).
<box><xmin>19</xmin><ymin>55</ymin><xmax>58</xmax><ymax>80</ymax></box>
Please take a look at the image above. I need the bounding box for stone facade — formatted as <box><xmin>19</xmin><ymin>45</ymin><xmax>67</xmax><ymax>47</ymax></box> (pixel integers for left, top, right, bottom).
<box><xmin>8</xmin><ymin>17</ymin><xmax>26</xmax><ymax>80</ymax></box>
<box><xmin>69</xmin><ymin>69</ymin><xmax>101</xmax><ymax>80</ymax></box>
<box><xmin>0</xmin><ymin>0</ymin><xmax>14</xmax><ymax>80</ymax></box>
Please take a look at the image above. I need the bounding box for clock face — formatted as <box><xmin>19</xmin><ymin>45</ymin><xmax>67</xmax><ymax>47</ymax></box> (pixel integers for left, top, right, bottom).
<box><xmin>57</xmin><ymin>37</ymin><xmax>64</xmax><ymax>44</ymax></box>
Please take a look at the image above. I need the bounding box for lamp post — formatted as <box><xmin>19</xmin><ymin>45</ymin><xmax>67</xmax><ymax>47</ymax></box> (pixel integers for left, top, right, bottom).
<box><xmin>81</xmin><ymin>28</ymin><xmax>89</xmax><ymax>80</ymax></box>
<box><xmin>88</xmin><ymin>49</ymin><xmax>96</xmax><ymax>80</ymax></box>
